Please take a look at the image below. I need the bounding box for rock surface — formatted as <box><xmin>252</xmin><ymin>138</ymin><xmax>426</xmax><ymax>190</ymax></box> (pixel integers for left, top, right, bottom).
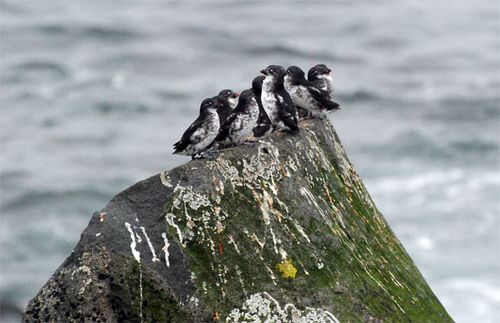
<box><xmin>23</xmin><ymin>119</ymin><xmax>452</xmax><ymax>322</ymax></box>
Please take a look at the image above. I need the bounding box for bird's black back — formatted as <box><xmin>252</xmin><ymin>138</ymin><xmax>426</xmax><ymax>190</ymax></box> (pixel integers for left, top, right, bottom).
<box><xmin>307</xmin><ymin>64</ymin><xmax>330</xmax><ymax>82</ymax></box>
<box><xmin>276</xmin><ymin>86</ymin><xmax>299</xmax><ymax>134</ymax></box>
<box><xmin>173</xmin><ymin>114</ymin><xmax>204</xmax><ymax>152</ymax></box>
<box><xmin>251</xmin><ymin>76</ymin><xmax>272</xmax><ymax>137</ymax></box>
<box><xmin>214</xmin><ymin>95</ymin><xmax>233</xmax><ymax>124</ymax></box>
<box><xmin>307</xmin><ymin>85</ymin><xmax>340</xmax><ymax>111</ymax></box>
<box><xmin>215</xmin><ymin>90</ymin><xmax>254</xmax><ymax>142</ymax></box>
<box><xmin>231</xmin><ymin>89</ymin><xmax>253</xmax><ymax>114</ymax></box>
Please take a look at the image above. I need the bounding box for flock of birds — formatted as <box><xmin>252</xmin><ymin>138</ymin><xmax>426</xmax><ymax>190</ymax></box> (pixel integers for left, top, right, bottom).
<box><xmin>173</xmin><ymin>64</ymin><xmax>340</xmax><ymax>159</ymax></box>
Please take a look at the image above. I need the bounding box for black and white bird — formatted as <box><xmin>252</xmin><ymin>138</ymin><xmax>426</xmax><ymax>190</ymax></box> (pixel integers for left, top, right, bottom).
<box><xmin>251</xmin><ymin>75</ymin><xmax>273</xmax><ymax>138</ymax></box>
<box><xmin>284</xmin><ymin>65</ymin><xmax>340</xmax><ymax>118</ymax></box>
<box><xmin>216</xmin><ymin>89</ymin><xmax>260</xmax><ymax>145</ymax></box>
<box><xmin>260</xmin><ymin>65</ymin><xmax>299</xmax><ymax>134</ymax></box>
<box><xmin>218</xmin><ymin>89</ymin><xmax>239</xmax><ymax>109</ymax></box>
<box><xmin>216</xmin><ymin>89</ymin><xmax>238</xmax><ymax>125</ymax></box>
<box><xmin>173</xmin><ymin>97</ymin><xmax>222</xmax><ymax>159</ymax></box>
<box><xmin>307</xmin><ymin>64</ymin><xmax>334</xmax><ymax>94</ymax></box>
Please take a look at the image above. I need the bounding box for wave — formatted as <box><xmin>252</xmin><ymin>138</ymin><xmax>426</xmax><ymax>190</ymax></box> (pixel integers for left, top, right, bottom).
<box><xmin>359</xmin><ymin>128</ymin><xmax>499</xmax><ymax>163</ymax></box>
<box><xmin>0</xmin><ymin>22</ymin><xmax>144</xmax><ymax>43</ymax></box>
<box><xmin>93</xmin><ymin>101</ymin><xmax>152</xmax><ymax>115</ymax></box>
<box><xmin>364</xmin><ymin>36</ymin><xmax>408</xmax><ymax>50</ymax></box>
<box><xmin>154</xmin><ymin>89</ymin><xmax>190</xmax><ymax>101</ymax></box>
<box><xmin>337</xmin><ymin>90</ymin><xmax>382</xmax><ymax>103</ymax></box>
<box><xmin>233</xmin><ymin>43</ymin><xmax>363</xmax><ymax>63</ymax></box>
<box><xmin>431</xmin><ymin>97</ymin><xmax>500</xmax><ymax>121</ymax></box>
<box><xmin>11</xmin><ymin>60</ymin><xmax>68</xmax><ymax>77</ymax></box>
<box><xmin>36</xmin><ymin>23</ymin><xmax>144</xmax><ymax>41</ymax></box>
<box><xmin>1</xmin><ymin>188</ymin><xmax>111</xmax><ymax>213</ymax></box>
<box><xmin>0</xmin><ymin>0</ymin><xmax>28</xmax><ymax>14</ymax></box>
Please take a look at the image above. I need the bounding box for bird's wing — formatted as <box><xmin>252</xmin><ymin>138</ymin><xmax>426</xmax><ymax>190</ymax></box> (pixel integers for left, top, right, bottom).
<box><xmin>218</xmin><ymin>104</ymin><xmax>233</xmax><ymax>124</ymax></box>
<box><xmin>253</xmin><ymin>100</ymin><xmax>272</xmax><ymax>137</ymax></box>
<box><xmin>276</xmin><ymin>91</ymin><xmax>296</xmax><ymax>118</ymax></box>
<box><xmin>276</xmin><ymin>91</ymin><xmax>299</xmax><ymax>133</ymax></box>
<box><xmin>173</xmin><ymin>115</ymin><xmax>204</xmax><ymax>152</ymax></box>
<box><xmin>307</xmin><ymin>85</ymin><xmax>340</xmax><ymax>111</ymax></box>
<box><xmin>215</xmin><ymin>112</ymin><xmax>237</xmax><ymax>142</ymax></box>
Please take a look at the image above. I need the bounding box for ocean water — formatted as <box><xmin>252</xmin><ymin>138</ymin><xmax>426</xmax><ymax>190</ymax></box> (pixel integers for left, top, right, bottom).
<box><xmin>1</xmin><ymin>1</ymin><xmax>499</xmax><ymax>322</ymax></box>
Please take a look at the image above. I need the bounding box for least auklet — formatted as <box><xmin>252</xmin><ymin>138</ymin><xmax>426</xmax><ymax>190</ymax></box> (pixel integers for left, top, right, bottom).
<box><xmin>251</xmin><ymin>75</ymin><xmax>273</xmax><ymax>138</ymax></box>
<box><xmin>216</xmin><ymin>89</ymin><xmax>260</xmax><ymax>145</ymax></box>
<box><xmin>284</xmin><ymin>66</ymin><xmax>340</xmax><ymax>118</ymax></box>
<box><xmin>307</xmin><ymin>64</ymin><xmax>334</xmax><ymax>94</ymax></box>
<box><xmin>215</xmin><ymin>89</ymin><xmax>238</xmax><ymax>125</ymax></box>
<box><xmin>173</xmin><ymin>97</ymin><xmax>222</xmax><ymax>159</ymax></box>
<box><xmin>260</xmin><ymin>65</ymin><xmax>299</xmax><ymax>134</ymax></box>
<box><xmin>218</xmin><ymin>89</ymin><xmax>239</xmax><ymax>109</ymax></box>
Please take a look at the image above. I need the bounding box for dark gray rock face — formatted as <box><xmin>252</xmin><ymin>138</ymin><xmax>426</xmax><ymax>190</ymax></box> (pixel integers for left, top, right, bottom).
<box><xmin>23</xmin><ymin>119</ymin><xmax>452</xmax><ymax>322</ymax></box>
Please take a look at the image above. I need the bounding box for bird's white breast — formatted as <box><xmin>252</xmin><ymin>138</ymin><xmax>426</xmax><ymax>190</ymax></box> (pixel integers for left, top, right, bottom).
<box><xmin>229</xmin><ymin>98</ymin><xmax>259</xmax><ymax>143</ymax></box>
<box><xmin>185</xmin><ymin>111</ymin><xmax>219</xmax><ymax>155</ymax></box>
<box><xmin>228</xmin><ymin>97</ymin><xmax>239</xmax><ymax>109</ymax></box>
<box><xmin>288</xmin><ymin>84</ymin><xmax>319</xmax><ymax>113</ymax></box>
<box><xmin>317</xmin><ymin>74</ymin><xmax>334</xmax><ymax>93</ymax></box>
<box><xmin>261</xmin><ymin>77</ymin><xmax>279</xmax><ymax>124</ymax></box>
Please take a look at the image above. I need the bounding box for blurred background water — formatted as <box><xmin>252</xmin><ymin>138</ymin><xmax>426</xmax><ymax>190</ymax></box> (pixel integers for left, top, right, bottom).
<box><xmin>0</xmin><ymin>1</ymin><xmax>499</xmax><ymax>322</ymax></box>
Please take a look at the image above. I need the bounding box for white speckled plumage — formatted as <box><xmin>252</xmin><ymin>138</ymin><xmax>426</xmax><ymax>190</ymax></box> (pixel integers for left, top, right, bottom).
<box><xmin>228</xmin><ymin>96</ymin><xmax>259</xmax><ymax>144</ymax></box>
<box><xmin>176</xmin><ymin>110</ymin><xmax>219</xmax><ymax>155</ymax></box>
<box><xmin>315</xmin><ymin>74</ymin><xmax>334</xmax><ymax>94</ymax></box>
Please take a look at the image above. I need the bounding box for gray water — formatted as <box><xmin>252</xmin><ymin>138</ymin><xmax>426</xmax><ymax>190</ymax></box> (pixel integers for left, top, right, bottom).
<box><xmin>1</xmin><ymin>1</ymin><xmax>499</xmax><ymax>322</ymax></box>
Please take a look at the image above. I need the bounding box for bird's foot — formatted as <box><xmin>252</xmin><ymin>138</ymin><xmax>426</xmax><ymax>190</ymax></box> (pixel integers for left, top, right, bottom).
<box><xmin>200</xmin><ymin>150</ymin><xmax>220</xmax><ymax>160</ymax></box>
<box><xmin>281</xmin><ymin>128</ymin><xmax>300</xmax><ymax>136</ymax></box>
<box><xmin>242</xmin><ymin>136</ymin><xmax>261</xmax><ymax>144</ymax></box>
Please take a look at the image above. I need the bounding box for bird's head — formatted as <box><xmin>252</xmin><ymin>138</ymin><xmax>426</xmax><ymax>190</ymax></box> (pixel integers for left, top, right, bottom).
<box><xmin>260</xmin><ymin>65</ymin><xmax>286</xmax><ymax>79</ymax></box>
<box><xmin>307</xmin><ymin>64</ymin><xmax>332</xmax><ymax>80</ymax></box>
<box><xmin>236</xmin><ymin>89</ymin><xmax>254</xmax><ymax>106</ymax></box>
<box><xmin>218</xmin><ymin>89</ymin><xmax>239</xmax><ymax>100</ymax></box>
<box><xmin>251</xmin><ymin>75</ymin><xmax>265</xmax><ymax>95</ymax></box>
<box><xmin>218</xmin><ymin>89</ymin><xmax>239</xmax><ymax>109</ymax></box>
<box><xmin>199</xmin><ymin>97</ymin><xmax>220</xmax><ymax>114</ymax></box>
<box><xmin>286</xmin><ymin>66</ymin><xmax>305</xmax><ymax>82</ymax></box>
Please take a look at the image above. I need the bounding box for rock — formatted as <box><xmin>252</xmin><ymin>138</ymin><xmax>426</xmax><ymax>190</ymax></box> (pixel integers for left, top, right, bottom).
<box><xmin>23</xmin><ymin>119</ymin><xmax>452</xmax><ymax>322</ymax></box>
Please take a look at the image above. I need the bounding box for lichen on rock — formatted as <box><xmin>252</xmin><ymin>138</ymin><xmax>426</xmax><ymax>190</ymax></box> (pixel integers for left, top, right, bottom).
<box><xmin>23</xmin><ymin>119</ymin><xmax>452</xmax><ymax>322</ymax></box>
<box><xmin>226</xmin><ymin>292</ymin><xmax>340</xmax><ymax>323</ymax></box>
<box><xmin>276</xmin><ymin>259</ymin><xmax>298</xmax><ymax>279</ymax></box>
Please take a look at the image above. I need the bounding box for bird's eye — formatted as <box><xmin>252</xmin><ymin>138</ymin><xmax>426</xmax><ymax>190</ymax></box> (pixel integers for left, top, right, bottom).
<box><xmin>227</xmin><ymin>91</ymin><xmax>231</xmax><ymax>95</ymax></box>
<box><xmin>269</xmin><ymin>68</ymin><xmax>274</xmax><ymax>73</ymax></box>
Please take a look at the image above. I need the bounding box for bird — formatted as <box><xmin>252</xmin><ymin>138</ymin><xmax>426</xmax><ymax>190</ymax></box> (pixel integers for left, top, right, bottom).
<box><xmin>218</xmin><ymin>89</ymin><xmax>239</xmax><ymax>109</ymax></box>
<box><xmin>173</xmin><ymin>97</ymin><xmax>223</xmax><ymax>159</ymax></box>
<box><xmin>215</xmin><ymin>89</ymin><xmax>260</xmax><ymax>145</ymax></box>
<box><xmin>216</xmin><ymin>89</ymin><xmax>238</xmax><ymax>125</ymax></box>
<box><xmin>260</xmin><ymin>65</ymin><xmax>299</xmax><ymax>134</ymax></box>
<box><xmin>307</xmin><ymin>64</ymin><xmax>334</xmax><ymax>94</ymax></box>
<box><xmin>284</xmin><ymin>65</ymin><xmax>340</xmax><ymax>118</ymax></box>
<box><xmin>251</xmin><ymin>75</ymin><xmax>273</xmax><ymax>138</ymax></box>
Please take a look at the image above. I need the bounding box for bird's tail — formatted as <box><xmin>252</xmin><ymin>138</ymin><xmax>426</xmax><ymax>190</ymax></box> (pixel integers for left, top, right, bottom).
<box><xmin>173</xmin><ymin>141</ymin><xmax>184</xmax><ymax>154</ymax></box>
<box><xmin>325</xmin><ymin>101</ymin><xmax>341</xmax><ymax>111</ymax></box>
<box><xmin>253</xmin><ymin>122</ymin><xmax>272</xmax><ymax>138</ymax></box>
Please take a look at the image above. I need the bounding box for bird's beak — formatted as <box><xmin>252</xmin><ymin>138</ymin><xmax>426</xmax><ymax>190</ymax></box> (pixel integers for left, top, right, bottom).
<box><xmin>327</xmin><ymin>68</ymin><xmax>332</xmax><ymax>73</ymax></box>
<box><xmin>260</xmin><ymin>69</ymin><xmax>268</xmax><ymax>75</ymax></box>
<box><xmin>233</xmin><ymin>93</ymin><xmax>239</xmax><ymax>98</ymax></box>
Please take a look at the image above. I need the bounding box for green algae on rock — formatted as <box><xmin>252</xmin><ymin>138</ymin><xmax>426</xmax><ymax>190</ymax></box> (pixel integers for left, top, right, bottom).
<box><xmin>23</xmin><ymin>119</ymin><xmax>452</xmax><ymax>322</ymax></box>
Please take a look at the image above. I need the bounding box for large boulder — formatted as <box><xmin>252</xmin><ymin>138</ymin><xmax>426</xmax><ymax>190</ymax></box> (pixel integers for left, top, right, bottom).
<box><xmin>23</xmin><ymin>119</ymin><xmax>452</xmax><ymax>322</ymax></box>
